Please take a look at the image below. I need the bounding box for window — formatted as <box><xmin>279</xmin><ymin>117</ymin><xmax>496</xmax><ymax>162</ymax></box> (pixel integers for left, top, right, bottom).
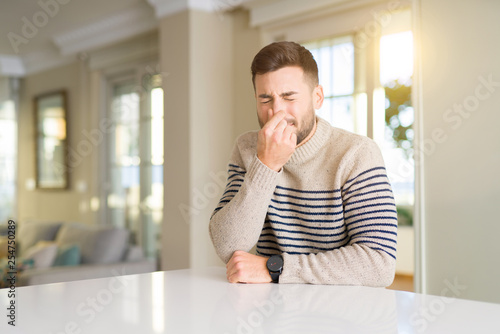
<box><xmin>303</xmin><ymin>21</ymin><xmax>414</xmax><ymax>215</ymax></box>
<box><xmin>378</xmin><ymin>30</ymin><xmax>414</xmax><ymax>210</ymax></box>
<box><xmin>0</xmin><ymin>79</ymin><xmax>17</xmax><ymax>221</ymax></box>
<box><xmin>304</xmin><ymin>36</ymin><xmax>367</xmax><ymax>136</ymax></box>
<box><xmin>106</xmin><ymin>72</ymin><xmax>163</xmax><ymax>259</ymax></box>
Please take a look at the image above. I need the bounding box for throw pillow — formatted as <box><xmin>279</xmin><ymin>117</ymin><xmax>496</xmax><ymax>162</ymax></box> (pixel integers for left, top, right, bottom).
<box><xmin>17</xmin><ymin>221</ymin><xmax>62</xmax><ymax>256</ymax></box>
<box><xmin>53</xmin><ymin>244</ymin><xmax>81</xmax><ymax>266</ymax></box>
<box><xmin>22</xmin><ymin>242</ymin><xmax>58</xmax><ymax>269</ymax></box>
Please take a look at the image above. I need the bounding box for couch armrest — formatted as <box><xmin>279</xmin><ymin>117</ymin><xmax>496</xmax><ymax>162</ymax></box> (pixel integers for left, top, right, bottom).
<box><xmin>17</xmin><ymin>260</ymin><xmax>157</xmax><ymax>286</ymax></box>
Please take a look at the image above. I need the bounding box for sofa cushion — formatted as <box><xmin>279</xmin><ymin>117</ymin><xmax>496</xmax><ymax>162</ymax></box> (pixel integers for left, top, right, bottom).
<box><xmin>23</xmin><ymin>241</ymin><xmax>58</xmax><ymax>269</ymax></box>
<box><xmin>53</xmin><ymin>244</ymin><xmax>81</xmax><ymax>266</ymax></box>
<box><xmin>17</xmin><ymin>221</ymin><xmax>63</xmax><ymax>256</ymax></box>
<box><xmin>56</xmin><ymin>223</ymin><xmax>129</xmax><ymax>264</ymax></box>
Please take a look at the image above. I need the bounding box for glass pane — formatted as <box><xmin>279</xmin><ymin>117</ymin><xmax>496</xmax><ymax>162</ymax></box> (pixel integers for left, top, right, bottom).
<box><xmin>379</xmin><ymin>31</ymin><xmax>414</xmax><ymax>208</ymax></box>
<box><xmin>112</xmin><ymin>92</ymin><xmax>139</xmax><ymax>123</ymax></box>
<box><xmin>151</xmin><ymin>87</ymin><xmax>164</xmax><ymax>165</ymax></box>
<box><xmin>108</xmin><ymin>78</ymin><xmax>163</xmax><ymax>260</ymax></box>
<box><xmin>318</xmin><ymin>42</ymin><xmax>333</xmax><ymax>97</ymax></box>
<box><xmin>380</xmin><ymin>31</ymin><xmax>414</xmax><ymax>86</ymax></box>
<box><xmin>333</xmin><ymin>42</ymin><xmax>354</xmax><ymax>96</ymax></box>
<box><xmin>0</xmin><ymin>99</ymin><xmax>17</xmax><ymax>221</ymax></box>
<box><xmin>316</xmin><ymin>97</ymin><xmax>354</xmax><ymax>133</ymax></box>
<box><xmin>115</xmin><ymin>123</ymin><xmax>140</xmax><ymax>166</ymax></box>
<box><xmin>306</xmin><ymin>36</ymin><xmax>356</xmax><ymax>132</ymax></box>
<box><xmin>332</xmin><ymin>96</ymin><xmax>354</xmax><ymax>132</ymax></box>
<box><xmin>316</xmin><ymin>98</ymin><xmax>333</xmax><ymax>125</ymax></box>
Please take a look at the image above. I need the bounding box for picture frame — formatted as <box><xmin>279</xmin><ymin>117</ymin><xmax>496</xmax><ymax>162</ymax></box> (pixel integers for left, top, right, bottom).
<box><xmin>34</xmin><ymin>90</ymin><xmax>68</xmax><ymax>189</ymax></box>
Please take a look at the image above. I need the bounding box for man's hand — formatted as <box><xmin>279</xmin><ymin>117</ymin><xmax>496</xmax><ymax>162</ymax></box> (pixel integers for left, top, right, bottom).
<box><xmin>257</xmin><ymin>110</ymin><xmax>297</xmax><ymax>172</ymax></box>
<box><xmin>226</xmin><ymin>250</ymin><xmax>271</xmax><ymax>283</ymax></box>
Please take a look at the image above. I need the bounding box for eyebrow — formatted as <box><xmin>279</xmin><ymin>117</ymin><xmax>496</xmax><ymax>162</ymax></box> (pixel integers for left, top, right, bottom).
<box><xmin>258</xmin><ymin>91</ymin><xmax>299</xmax><ymax>99</ymax></box>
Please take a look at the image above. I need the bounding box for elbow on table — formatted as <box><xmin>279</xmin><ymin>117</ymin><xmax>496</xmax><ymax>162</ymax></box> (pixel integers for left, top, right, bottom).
<box><xmin>373</xmin><ymin>255</ymin><xmax>397</xmax><ymax>288</ymax></box>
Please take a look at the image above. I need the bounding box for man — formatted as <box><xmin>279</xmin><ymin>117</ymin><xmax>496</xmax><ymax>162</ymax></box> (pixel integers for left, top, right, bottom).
<box><xmin>209</xmin><ymin>41</ymin><xmax>398</xmax><ymax>286</ymax></box>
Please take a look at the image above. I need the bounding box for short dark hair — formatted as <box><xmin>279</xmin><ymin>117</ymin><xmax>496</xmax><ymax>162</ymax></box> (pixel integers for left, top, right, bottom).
<box><xmin>251</xmin><ymin>41</ymin><xmax>319</xmax><ymax>89</ymax></box>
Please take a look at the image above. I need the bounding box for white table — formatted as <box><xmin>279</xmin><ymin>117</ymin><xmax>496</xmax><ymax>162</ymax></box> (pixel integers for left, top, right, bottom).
<box><xmin>1</xmin><ymin>267</ymin><xmax>499</xmax><ymax>333</ymax></box>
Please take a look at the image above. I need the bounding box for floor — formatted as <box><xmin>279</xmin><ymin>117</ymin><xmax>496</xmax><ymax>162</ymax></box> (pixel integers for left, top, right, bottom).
<box><xmin>387</xmin><ymin>274</ymin><xmax>414</xmax><ymax>292</ymax></box>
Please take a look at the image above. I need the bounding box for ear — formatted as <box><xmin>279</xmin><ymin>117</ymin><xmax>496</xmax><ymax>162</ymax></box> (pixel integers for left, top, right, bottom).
<box><xmin>312</xmin><ymin>84</ymin><xmax>324</xmax><ymax>110</ymax></box>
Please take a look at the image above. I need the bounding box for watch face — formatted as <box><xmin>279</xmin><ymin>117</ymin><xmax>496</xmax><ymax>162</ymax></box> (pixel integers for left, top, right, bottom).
<box><xmin>267</xmin><ymin>255</ymin><xmax>283</xmax><ymax>271</ymax></box>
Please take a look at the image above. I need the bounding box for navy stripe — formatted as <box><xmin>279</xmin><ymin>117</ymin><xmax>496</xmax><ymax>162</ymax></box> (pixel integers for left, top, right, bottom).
<box><xmin>344</xmin><ymin>195</ymin><xmax>395</xmax><ymax>207</ymax></box>
<box><xmin>268</xmin><ymin>212</ymin><xmax>344</xmax><ymax>224</ymax></box>
<box><xmin>276</xmin><ymin>185</ymin><xmax>341</xmax><ymax>194</ymax></box>
<box><xmin>222</xmin><ymin>188</ymin><xmax>239</xmax><ymax>196</ymax></box>
<box><xmin>342</xmin><ymin>174</ymin><xmax>388</xmax><ymax>194</ymax></box>
<box><xmin>345</xmin><ymin>209</ymin><xmax>398</xmax><ymax>220</ymax></box>
<box><xmin>228</xmin><ymin>169</ymin><xmax>246</xmax><ymax>175</ymax></box>
<box><xmin>228</xmin><ymin>163</ymin><xmax>243</xmax><ymax>170</ymax></box>
<box><xmin>344</xmin><ymin>181</ymin><xmax>392</xmax><ymax>198</ymax></box>
<box><xmin>219</xmin><ymin>195</ymin><xmax>234</xmax><ymax>202</ymax></box>
<box><xmin>258</xmin><ymin>244</ymin><xmax>396</xmax><ymax>258</ymax></box>
<box><xmin>349</xmin><ymin>229</ymin><xmax>397</xmax><ymax>239</ymax></box>
<box><xmin>268</xmin><ymin>205</ymin><xmax>343</xmax><ymax>216</ymax></box>
<box><xmin>271</xmin><ymin>198</ymin><xmax>343</xmax><ymax>209</ymax></box>
<box><xmin>227</xmin><ymin>173</ymin><xmax>242</xmax><ymax>180</ymax></box>
<box><xmin>351</xmin><ymin>235</ymin><xmax>397</xmax><ymax>244</ymax></box>
<box><xmin>347</xmin><ymin>219</ymin><xmax>398</xmax><ymax>231</ymax></box>
<box><xmin>368</xmin><ymin>247</ymin><xmax>396</xmax><ymax>260</ymax></box>
<box><xmin>274</xmin><ymin>192</ymin><xmax>342</xmax><ymax>201</ymax></box>
<box><xmin>343</xmin><ymin>167</ymin><xmax>386</xmax><ymax>188</ymax></box>
<box><xmin>226</xmin><ymin>178</ymin><xmax>243</xmax><ymax>188</ymax></box>
<box><xmin>265</xmin><ymin>219</ymin><xmax>345</xmax><ymax>231</ymax></box>
<box><xmin>353</xmin><ymin>240</ymin><xmax>397</xmax><ymax>253</ymax></box>
<box><xmin>262</xmin><ymin>226</ymin><xmax>346</xmax><ymax>238</ymax></box>
<box><xmin>344</xmin><ymin>202</ymin><xmax>396</xmax><ymax>214</ymax></box>
<box><xmin>257</xmin><ymin>247</ymin><xmax>316</xmax><ymax>256</ymax></box>
<box><xmin>258</xmin><ymin>239</ymin><xmax>338</xmax><ymax>252</ymax></box>
<box><xmin>259</xmin><ymin>233</ymin><xmax>349</xmax><ymax>245</ymax></box>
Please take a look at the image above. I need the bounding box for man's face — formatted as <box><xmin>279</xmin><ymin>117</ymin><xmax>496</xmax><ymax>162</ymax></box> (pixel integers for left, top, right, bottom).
<box><xmin>254</xmin><ymin>66</ymin><xmax>323</xmax><ymax>145</ymax></box>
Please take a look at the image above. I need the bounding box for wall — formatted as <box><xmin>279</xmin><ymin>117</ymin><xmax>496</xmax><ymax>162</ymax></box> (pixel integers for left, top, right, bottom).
<box><xmin>159</xmin><ymin>9</ymin><xmax>238</xmax><ymax>270</ymax></box>
<box><xmin>231</xmin><ymin>9</ymin><xmax>261</xmax><ymax>141</ymax></box>
<box><xmin>17</xmin><ymin>61</ymin><xmax>92</xmax><ymax>224</ymax></box>
<box><xmin>418</xmin><ymin>0</ymin><xmax>500</xmax><ymax>303</ymax></box>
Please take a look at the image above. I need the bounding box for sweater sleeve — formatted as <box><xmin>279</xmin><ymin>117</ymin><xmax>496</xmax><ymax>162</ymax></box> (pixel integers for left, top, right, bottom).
<box><xmin>279</xmin><ymin>139</ymin><xmax>398</xmax><ymax>287</ymax></box>
<box><xmin>209</xmin><ymin>137</ymin><xmax>280</xmax><ymax>263</ymax></box>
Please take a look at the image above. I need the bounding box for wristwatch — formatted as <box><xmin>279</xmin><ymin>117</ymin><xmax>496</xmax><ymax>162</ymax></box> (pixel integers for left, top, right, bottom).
<box><xmin>266</xmin><ymin>255</ymin><xmax>283</xmax><ymax>283</ymax></box>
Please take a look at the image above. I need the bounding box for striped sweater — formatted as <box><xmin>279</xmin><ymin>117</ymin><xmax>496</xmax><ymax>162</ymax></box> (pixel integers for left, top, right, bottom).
<box><xmin>209</xmin><ymin>117</ymin><xmax>398</xmax><ymax>286</ymax></box>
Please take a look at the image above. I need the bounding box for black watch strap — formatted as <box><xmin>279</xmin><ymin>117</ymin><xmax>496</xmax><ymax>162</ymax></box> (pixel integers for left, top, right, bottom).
<box><xmin>266</xmin><ymin>255</ymin><xmax>283</xmax><ymax>283</ymax></box>
<box><xmin>270</xmin><ymin>271</ymin><xmax>280</xmax><ymax>283</ymax></box>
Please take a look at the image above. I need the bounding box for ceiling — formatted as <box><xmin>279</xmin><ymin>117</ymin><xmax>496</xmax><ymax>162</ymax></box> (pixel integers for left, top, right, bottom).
<box><xmin>0</xmin><ymin>0</ymin><xmax>357</xmax><ymax>76</ymax></box>
<box><xmin>0</xmin><ymin>0</ymin><xmax>151</xmax><ymax>56</ymax></box>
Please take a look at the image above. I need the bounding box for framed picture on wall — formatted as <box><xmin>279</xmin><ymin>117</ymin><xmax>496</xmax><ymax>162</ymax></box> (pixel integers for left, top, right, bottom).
<box><xmin>34</xmin><ymin>90</ymin><xmax>68</xmax><ymax>189</ymax></box>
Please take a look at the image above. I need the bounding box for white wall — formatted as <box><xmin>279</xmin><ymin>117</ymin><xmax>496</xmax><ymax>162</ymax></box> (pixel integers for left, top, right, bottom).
<box><xmin>159</xmin><ymin>9</ymin><xmax>236</xmax><ymax>270</ymax></box>
<box><xmin>418</xmin><ymin>0</ymin><xmax>500</xmax><ymax>303</ymax></box>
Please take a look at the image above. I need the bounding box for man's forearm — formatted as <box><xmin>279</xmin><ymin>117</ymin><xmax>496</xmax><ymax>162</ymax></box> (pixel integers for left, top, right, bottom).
<box><xmin>209</xmin><ymin>155</ymin><xmax>280</xmax><ymax>263</ymax></box>
<box><xmin>280</xmin><ymin>244</ymin><xmax>396</xmax><ymax>287</ymax></box>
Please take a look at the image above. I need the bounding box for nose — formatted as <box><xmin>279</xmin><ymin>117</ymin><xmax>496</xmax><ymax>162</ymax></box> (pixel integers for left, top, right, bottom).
<box><xmin>270</xmin><ymin>99</ymin><xmax>284</xmax><ymax>115</ymax></box>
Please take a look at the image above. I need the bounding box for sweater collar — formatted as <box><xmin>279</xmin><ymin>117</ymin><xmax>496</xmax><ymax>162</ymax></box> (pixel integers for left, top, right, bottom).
<box><xmin>287</xmin><ymin>116</ymin><xmax>331</xmax><ymax>164</ymax></box>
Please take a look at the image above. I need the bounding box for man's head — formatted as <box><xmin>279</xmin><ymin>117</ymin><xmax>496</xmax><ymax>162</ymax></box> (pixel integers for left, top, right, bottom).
<box><xmin>251</xmin><ymin>41</ymin><xmax>319</xmax><ymax>89</ymax></box>
<box><xmin>251</xmin><ymin>41</ymin><xmax>323</xmax><ymax>145</ymax></box>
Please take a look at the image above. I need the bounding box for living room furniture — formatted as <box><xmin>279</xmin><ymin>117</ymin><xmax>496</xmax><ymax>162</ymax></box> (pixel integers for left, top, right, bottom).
<box><xmin>0</xmin><ymin>221</ymin><xmax>156</xmax><ymax>286</ymax></box>
<box><xmin>1</xmin><ymin>267</ymin><xmax>499</xmax><ymax>333</ymax></box>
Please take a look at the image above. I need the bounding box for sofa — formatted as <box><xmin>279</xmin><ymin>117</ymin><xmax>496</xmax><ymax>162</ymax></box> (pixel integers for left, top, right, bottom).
<box><xmin>0</xmin><ymin>221</ymin><xmax>157</xmax><ymax>287</ymax></box>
